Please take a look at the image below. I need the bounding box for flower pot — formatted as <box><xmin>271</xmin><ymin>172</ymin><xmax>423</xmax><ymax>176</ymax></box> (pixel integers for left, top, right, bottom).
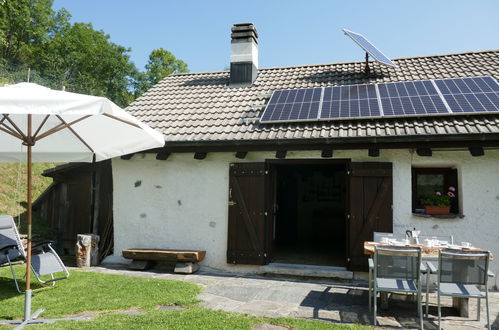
<box><xmin>424</xmin><ymin>205</ymin><xmax>451</xmax><ymax>215</ymax></box>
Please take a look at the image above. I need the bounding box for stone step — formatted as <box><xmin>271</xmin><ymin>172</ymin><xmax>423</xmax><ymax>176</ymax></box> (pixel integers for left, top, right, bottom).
<box><xmin>260</xmin><ymin>263</ymin><xmax>353</xmax><ymax>280</ymax></box>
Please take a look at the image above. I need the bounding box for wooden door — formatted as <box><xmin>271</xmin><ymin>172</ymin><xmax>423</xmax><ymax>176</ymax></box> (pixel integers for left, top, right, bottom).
<box><xmin>227</xmin><ymin>162</ymin><xmax>268</xmax><ymax>265</ymax></box>
<box><xmin>348</xmin><ymin>162</ymin><xmax>393</xmax><ymax>271</ymax></box>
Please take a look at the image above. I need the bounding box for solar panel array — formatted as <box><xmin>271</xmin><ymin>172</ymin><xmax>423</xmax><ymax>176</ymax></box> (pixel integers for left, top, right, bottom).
<box><xmin>342</xmin><ymin>29</ymin><xmax>397</xmax><ymax>68</ymax></box>
<box><xmin>259</xmin><ymin>76</ymin><xmax>499</xmax><ymax>124</ymax></box>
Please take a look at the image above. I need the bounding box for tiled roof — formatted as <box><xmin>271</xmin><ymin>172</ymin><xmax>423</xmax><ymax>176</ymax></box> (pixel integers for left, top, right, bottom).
<box><xmin>126</xmin><ymin>50</ymin><xmax>499</xmax><ymax>145</ymax></box>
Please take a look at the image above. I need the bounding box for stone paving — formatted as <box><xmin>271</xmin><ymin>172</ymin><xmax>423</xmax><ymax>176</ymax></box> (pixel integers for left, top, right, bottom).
<box><xmin>85</xmin><ymin>266</ymin><xmax>499</xmax><ymax>329</ymax></box>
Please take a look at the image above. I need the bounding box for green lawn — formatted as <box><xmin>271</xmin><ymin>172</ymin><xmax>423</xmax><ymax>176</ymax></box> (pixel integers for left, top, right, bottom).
<box><xmin>0</xmin><ymin>266</ymin><xmax>369</xmax><ymax>329</ymax></box>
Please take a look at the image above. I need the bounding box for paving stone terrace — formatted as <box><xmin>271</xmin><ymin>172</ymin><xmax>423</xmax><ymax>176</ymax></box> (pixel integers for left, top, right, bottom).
<box><xmin>84</xmin><ymin>266</ymin><xmax>499</xmax><ymax>329</ymax></box>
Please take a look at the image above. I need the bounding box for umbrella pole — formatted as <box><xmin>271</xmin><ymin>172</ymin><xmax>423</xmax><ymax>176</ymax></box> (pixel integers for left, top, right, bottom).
<box><xmin>24</xmin><ymin>114</ymin><xmax>33</xmax><ymax>321</ymax></box>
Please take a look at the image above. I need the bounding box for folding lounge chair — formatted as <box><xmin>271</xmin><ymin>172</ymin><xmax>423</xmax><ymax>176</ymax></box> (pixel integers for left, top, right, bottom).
<box><xmin>0</xmin><ymin>215</ymin><xmax>69</xmax><ymax>292</ymax></box>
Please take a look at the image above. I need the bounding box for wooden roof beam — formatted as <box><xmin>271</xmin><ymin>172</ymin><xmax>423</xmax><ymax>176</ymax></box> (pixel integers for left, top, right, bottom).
<box><xmin>235</xmin><ymin>151</ymin><xmax>247</xmax><ymax>159</ymax></box>
<box><xmin>156</xmin><ymin>152</ymin><xmax>170</xmax><ymax>160</ymax></box>
<box><xmin>469</xmin><ymin>147</ymin><xmax>484</xmax><ymax>157</ymax></box>
<box><xmin>416</xmin><ymin>148</ymin><xmax>432</xmax><ymax>157</ymax></box>
<box><xmin>194</xmin><ymin>152</ymin><xmax>207</xmax><ymax>160</ymax></box>
<box><xmin>321</xmin><ymin>149</ymin><xmax>333</xmax><ymax>158</ymax></box>
<box><xmin>275</xmin><ymin>150</ymin><xmax>287</xmax><ymax>159</ymax></box>
<box><xmin>368</xmin><ymin>148</ymin><xmax>380</xmax><ymax>157</ymax></box>
<box><xmin>120</xmin><ymin>153</ymin><xmax>134</xmax><ymax>160</ymax></box>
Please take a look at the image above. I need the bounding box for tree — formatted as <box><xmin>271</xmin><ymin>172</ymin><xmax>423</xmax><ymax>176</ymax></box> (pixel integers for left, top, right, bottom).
<box><xmin>18</xmin><ymin>22</ymin><xmax>138</xmax><ymax>107</ymax></box>
<box><xmin>0</xmin><ymin>0</ymin><xmax>69</xmax><ymax>64</ymax></box>
<box><xmin>136</xmin><ymin>48</ymin><xmax>188</xmax><ymax>95</ymax></box>
<box><xmin>0</xmin><ymin>1</ymin><xmax>188</xmax><ymax>106</ymax></box>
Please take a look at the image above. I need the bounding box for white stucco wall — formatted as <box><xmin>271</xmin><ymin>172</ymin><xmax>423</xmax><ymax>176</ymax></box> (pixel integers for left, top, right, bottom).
<box><xmin>110</xmin><ymin>149</ymin><xmax>499</xmax><ymax>288</ymax></box>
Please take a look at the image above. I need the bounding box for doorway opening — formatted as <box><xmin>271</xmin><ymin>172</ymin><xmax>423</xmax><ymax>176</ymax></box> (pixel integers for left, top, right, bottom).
<box><xmin>272</xmin><ymin>162</ymin><xmax>347</xmax><ymax>267</ymax></box>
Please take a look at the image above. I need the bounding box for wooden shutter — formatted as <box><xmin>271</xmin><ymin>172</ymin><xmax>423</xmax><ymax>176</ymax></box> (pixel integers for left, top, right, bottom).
<box><xmin>227</xmin><ymin>163</ymin><xmax>267</xmax><ymax>265</ymax></box>
<box><xmin>348</xmin><ymin>162</ymin><xmax>393</xmax><ymax>271</ymax></box>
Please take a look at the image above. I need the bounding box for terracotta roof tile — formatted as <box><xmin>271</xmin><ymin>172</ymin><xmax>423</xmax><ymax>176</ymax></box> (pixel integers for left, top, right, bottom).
<box><xmin>126</xmin><ymin>50</ymin><xmax>499</xmax><ymax>144</ymax></box>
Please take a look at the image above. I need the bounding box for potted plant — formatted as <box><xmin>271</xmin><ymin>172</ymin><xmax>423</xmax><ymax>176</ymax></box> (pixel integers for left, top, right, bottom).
<box><xmin>421</xmin><ymin>186</ymin><xmax>456</xmax><ymax>215</ymax></box>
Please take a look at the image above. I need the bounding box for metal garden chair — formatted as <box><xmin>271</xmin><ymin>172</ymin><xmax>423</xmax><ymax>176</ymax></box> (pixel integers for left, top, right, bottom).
<box><xmin>0</xmin><ymin>215</ymin><xmax>69</xmax><ymax>293</ymax></box>
<box><xmin>436</xmin><ymin>249</ymin><xmax>492</xmax><ymax>330</ymax></box>
<box><xmin>369</xmin><ymin>232</ymin><xmax>416</xmax><ymax>311</ymax></box>
<box><xmin>372</xmin><ymin>245</ymin><xmax>424</xmax><ymax>329</ymax></box>
<box><xmin>416</xmin><ymin>234</ymin><xmax>454</xmax><ymax>317</ymax></box>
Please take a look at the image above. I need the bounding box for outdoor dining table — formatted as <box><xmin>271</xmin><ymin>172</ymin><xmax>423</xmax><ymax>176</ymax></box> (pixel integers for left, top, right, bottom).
<box><xmin>363</xmin><ymin>241</ymin><xmax>488</xmax><ymax>258</ymax></box>
<box><xmin>364</xmin><ymin>240</ymin><xmax>491</xmax><ymax>317</ymax></box>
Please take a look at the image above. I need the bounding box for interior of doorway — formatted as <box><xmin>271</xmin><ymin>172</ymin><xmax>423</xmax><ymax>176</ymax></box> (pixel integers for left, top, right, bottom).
<box><xmin>272</xmin><ymin>162</ymin><xmax>347</xmax><ymax>267</ymax></box>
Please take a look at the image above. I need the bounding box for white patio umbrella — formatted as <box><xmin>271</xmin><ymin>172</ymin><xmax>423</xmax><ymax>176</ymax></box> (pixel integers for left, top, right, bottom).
<box><xmin>0</xmin><ymin>82</ymin><xmax>164</xmax><ymax>326</ymax></box>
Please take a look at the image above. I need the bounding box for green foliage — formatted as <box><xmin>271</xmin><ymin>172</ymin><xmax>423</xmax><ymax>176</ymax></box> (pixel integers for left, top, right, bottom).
<box><xmin>0</xmin><ymin>0</ymin><xmax>187</xmax><ymax>106</ymax></box>
<box><xmin>145</xmin><ymin>48</ymin><xmax>188</xmax><ymax>85</ymax></box>
<box><xmin>0</xmin><ymin>162</ymin><xmax>55</xmax><ymax>216</ymax></box>
<box><xmin>420</xmin><ymin>187</ymin><xmax>456</xmax><ymax>206</ymax></box>
<box><xmin>32</xmin><ymin>22</ymin><xmax>138</xmax><ymax>107</ymax></box>
<box><xmin>135</xmin><ymin>48</ymin><xmax>188</xmax><ymax>97</ymax></box>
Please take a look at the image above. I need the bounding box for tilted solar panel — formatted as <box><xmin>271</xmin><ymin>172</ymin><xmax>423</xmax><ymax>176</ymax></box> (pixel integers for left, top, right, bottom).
<box><xmin>258</xmin><ymin>76</ymin><xmax>499</xmax><ymax>124</ymax></box>
<box><xmin>342</xmin><ymin>29</ymin><xmax>397</xmax><ymax>68</ymax></box>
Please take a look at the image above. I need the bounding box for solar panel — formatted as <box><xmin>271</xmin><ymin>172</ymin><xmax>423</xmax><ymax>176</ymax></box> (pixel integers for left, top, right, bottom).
<box><xmin>259</xmin><ymin>76</ymin><xmax>499</xmax><ymax>124</ymax></box>
<box><xmin>320</xmin><ymin>84</ymin><xmax>380</xmax><ymax>119</ymax></box>
<box><xmin>434</xmin><ymin>76</ymin><xmax>499</xmax><ymax>113</ymax></box>
<box><xmin>260</xmin><ymin>88</ymin><xmax>322</xmax><ymax>122</ymax></box>
<box><xmin>378</xmin><ymin>80</ymin><xmax>449</xmax><ymax>116</ymax></box>
<box><xmin>342</xmin><ymin>29</ymin><xmax>397</xmax><ymax>68</ymax></box>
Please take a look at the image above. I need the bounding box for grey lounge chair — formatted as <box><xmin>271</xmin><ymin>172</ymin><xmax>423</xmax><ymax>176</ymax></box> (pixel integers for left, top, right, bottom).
<box><xmin>0</xmin><ymin>215</ymin><xmax>69</xmax><ymax>292</ymax></box>
<box><xmin>436</xmin><ymin>249</ymin><xmax>492</xmax><ymax>330</ymax></box>
<box><xmin>372</xmin><ymin>245</ymin><xmax>424</xmax><ymax>329</ymax></box>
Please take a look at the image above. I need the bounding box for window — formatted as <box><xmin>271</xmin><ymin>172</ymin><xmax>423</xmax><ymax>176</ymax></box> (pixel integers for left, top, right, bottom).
<box><xmin>411</xmin><ymin>168</ymin><xmax>459</xmax><ymax>214</ymax></box>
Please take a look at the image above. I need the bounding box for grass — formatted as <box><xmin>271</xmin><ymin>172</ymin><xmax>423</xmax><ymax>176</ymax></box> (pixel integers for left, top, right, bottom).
<box><xmin>0</xmin><ymin>162</ymin><xmax>56</xmax><ymax>217</ymax></box>
<box><xmin>0</xmin><ymin>266</ymin><xmax>369</xmax><ymax>330</ymax></box>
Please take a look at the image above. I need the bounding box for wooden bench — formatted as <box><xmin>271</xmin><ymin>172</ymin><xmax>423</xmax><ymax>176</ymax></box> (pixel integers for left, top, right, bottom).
<box><xmin>122</xmin><ymin>248</ymin><xmax>206</xmax><ymax>274</ymax></box>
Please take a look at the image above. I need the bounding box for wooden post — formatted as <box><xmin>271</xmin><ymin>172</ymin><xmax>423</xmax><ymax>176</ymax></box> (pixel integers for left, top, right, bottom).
<box><xmin>25</xmin><ymin>114</ymin><xmax>32</xmax><ymax>291</ymax></box>
<box><xmin>91</xmin><ymin>162</ymin><xmax>101</xmax><ymax>235</ymax></box>
<box><xmin>76</xmin><ymin>234</ymin><xmax>100</xmax><ymax>267</ymax></box>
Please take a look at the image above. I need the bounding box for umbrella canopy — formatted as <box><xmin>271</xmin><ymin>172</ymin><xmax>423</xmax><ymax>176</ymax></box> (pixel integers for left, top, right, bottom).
<box><xmin>0</xmin><ymin>82</ymin><xmax>164</xmax><ymax>324</ymax></box>
<box><xmin>0</xmin><ymin>82</ymin><xmax>164</xmax><ymax>162</ymax></box>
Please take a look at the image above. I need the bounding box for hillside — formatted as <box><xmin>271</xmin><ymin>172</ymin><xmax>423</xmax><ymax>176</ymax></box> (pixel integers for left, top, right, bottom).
<box><xmin>0</xmin><ymin>163</ymin><xmax>56</xmax><ymax>217</ymax></box>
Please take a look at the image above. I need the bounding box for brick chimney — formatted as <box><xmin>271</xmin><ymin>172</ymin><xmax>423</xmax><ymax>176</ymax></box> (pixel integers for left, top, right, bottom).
<box><xmin>230</xmin><ymin>23</ymin><xmax>258</xmax><ymax>86</ymax></box>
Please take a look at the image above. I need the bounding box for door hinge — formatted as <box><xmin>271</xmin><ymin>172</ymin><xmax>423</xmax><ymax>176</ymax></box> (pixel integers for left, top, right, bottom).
<box><xmin>228</xmin><ymin>201</ymin><xmax>236</xmax><ymax>206</ymax></box>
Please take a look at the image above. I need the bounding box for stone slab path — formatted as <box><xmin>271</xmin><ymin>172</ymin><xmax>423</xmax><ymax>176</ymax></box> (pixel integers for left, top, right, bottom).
<box><xmin>85</xmin><ymin>266</ymin><xmax>499</xmax><ymax>329</ymax></box>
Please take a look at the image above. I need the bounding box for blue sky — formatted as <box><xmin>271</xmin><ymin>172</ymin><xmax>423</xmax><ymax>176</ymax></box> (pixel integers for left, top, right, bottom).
<box><xmin>53</xmin><ymin>0</ymin><xmax>499</xmax><ymax>73</ymax></box>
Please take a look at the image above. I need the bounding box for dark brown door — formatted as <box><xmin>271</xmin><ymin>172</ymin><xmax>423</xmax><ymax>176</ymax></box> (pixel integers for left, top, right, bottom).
<box><xmin>348</xmin><ymin>162</ymin><xmax>393</xmax><ymax>271</ymax></box>
<box><xmin>227</xmin><ymin>162</ymin><xmax>268</xmax><ymax>265</ymax></box>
